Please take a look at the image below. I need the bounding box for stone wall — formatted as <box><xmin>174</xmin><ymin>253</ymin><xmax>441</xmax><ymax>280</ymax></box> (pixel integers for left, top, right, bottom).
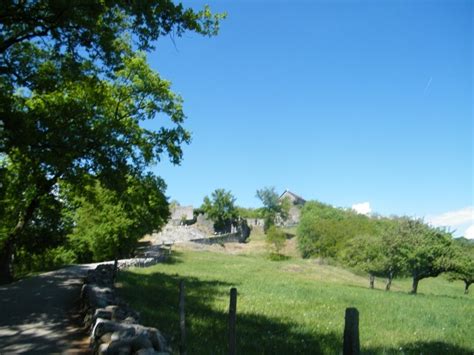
<box><xmin>246</xmin><ymin>218</ymin><xmax>264</xmax><ymax>228</ymax></box>
<box><xmin>191</xmin><ymin>232</ymin><xmax>245</xmax><ymax>245</ymax></box>
<box><xmin>170</xmin><ymin>205</ymin><xmax>194</xmax><ymax>225</ymax></box>
<box><xmin>81</xmin><ymin>263</ymin><xmax>170</xmax><ymax>354</ymax></box>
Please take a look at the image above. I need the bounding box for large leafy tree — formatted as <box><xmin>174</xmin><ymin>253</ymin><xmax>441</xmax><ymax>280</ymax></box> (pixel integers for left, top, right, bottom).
<box><xmin>0</xmin><ymin>1</ymin><xmax>224</xmax><ymax>283</ymax></box>
<box><xmin>201</xmin><ymin>189</ymin><xmax>238</xmax><ymax>233</ymax></box>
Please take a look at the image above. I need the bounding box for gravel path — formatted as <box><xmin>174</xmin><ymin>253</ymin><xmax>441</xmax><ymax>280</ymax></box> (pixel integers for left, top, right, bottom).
<box><xmin>0</xmin><ymin>265</ymin><xmax>95</xmax><ymax>354</ymax></box>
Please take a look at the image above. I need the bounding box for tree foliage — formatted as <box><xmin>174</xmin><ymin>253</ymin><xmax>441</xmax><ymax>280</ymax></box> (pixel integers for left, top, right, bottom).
<box><xmin>0</xmin><ymin>1</ymin><xmax>224</xmax><ymax>282</ymax></box>
<box><xmin>256</xmin><ymin>187</ymin><xmax>289</xmax><ymax>231</ymax></box>
<box><xmin>201</xmin><ymin>189</ymin><xmax>238</xmax><ymax>233</ymax></box>
<box><xmin>67</xmin><ymin>175</ymin><xmax>169</xmax><ymax>262</ymax></box>
<box><xmin>342</xmin><ymin>221</ymin><xmax>407</xmax><ymax>291</ymax></box>
<box><xmin>297</xmin><ymin>201</ymin><xmax>378</xmax><ymax>259</ymax></box>
<box><xmin>265</xmin><ymin>226</ymin><xmax>287</xmax><ymax>256</ymax></box>
<box><xmin>297</xmin><ymin>201</ymin><xmax>462</xmax><ymax>294</ymax></box>
<box><xmin>393</xmin><ymin>218</ymin><xmax>456</xmax><ymax>294</ymax></box>
<box><xmin>447</xmin><ymin>238</ymin><xmax>474</xmax><ymax>294</ymax></box>
<box><xmin>236</xmin><ymin>207</ymin><xmax>265</xmax><ymax>219</ymax></box>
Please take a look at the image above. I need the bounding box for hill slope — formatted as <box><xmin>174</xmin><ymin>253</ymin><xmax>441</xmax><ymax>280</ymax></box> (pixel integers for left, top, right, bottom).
<box><xmin>117</xmin><ymin>237</ymin><xmax>473</xmax><ymax>354</ymax></box>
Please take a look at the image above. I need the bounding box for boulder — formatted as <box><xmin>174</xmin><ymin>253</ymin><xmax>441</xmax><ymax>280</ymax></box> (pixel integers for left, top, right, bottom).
<box><xmin>111</xmin><ymin>327</ymin><xmax>136</xmax><ymax>342</ymax></box>
<box><xmin>105</xmin><ymin>339</ymin><xmax>133</xmax><ymax>354</ymax></box>
<box><xmin>130</xmin><ymin>334</ymin><xmax>153</xmax><ymax>352</ymax></box>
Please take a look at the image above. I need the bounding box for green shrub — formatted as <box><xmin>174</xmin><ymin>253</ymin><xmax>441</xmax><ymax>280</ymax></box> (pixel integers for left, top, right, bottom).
<box><xmin>14</xmin><ymin>246</ymin><xmax>76</xmax><ymax>277</ymax></box>
<box><xmin>266</xmin><ymin>226</ymin><xmax>286</xmax><ymax>255</ymax></box>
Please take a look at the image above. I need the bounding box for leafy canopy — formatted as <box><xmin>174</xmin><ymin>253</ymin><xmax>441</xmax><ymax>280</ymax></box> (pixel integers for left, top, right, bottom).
<box><xmin>256</xmin><ymin>187</ymin><xmax>289</xmax><ymax>231</ymax></box>
<box><xmin>201</xmin><ymin>189</ymin><xmax>239</xmax><ymax>233</ymax></box>
<box><xmin>0</xmin><ymin>1</ymin><xmax>225</xmax><ymax>282</ymax></box>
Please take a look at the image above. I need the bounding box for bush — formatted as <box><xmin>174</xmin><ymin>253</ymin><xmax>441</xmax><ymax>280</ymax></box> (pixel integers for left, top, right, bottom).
<box><xmin>297</xmin><ymin>201</ymin><xmax>378</xmax><ymax>258</ymax></box>
<box><xmin>14</xmin><ymin>246</ymin><xmax>76</xmax><ymax>277</ymax></box>
<box><xmin>266</xmin><ymin>226</ymin><xmax>286</xmax><ymax>255</ymax></box>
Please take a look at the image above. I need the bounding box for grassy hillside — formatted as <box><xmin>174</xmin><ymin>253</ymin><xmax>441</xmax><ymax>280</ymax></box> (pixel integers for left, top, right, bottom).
<box><xmin>117</xmin><ymin>238</ymin><xmax>473</xmax><ymax>354</ymax></box>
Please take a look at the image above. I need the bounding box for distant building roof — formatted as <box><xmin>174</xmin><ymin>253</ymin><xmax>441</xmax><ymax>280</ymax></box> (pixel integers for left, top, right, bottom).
<box><xmin>279</xmin><ymin>190</ymin><xmax>306</xmax><ymax>205</ymax></box>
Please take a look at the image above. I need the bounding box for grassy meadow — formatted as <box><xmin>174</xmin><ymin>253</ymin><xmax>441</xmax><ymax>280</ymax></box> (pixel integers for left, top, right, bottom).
<box><xmin>117</xmin><ymin>233</ymin><xmax>474</xmax><ymax>354</ymax></box>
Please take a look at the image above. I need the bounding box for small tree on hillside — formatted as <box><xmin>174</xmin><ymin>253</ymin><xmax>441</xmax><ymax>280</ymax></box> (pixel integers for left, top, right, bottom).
<box><xmin>201</xmin><ymin>189</ymin><xmax>238</xmax><ymax>233</ymax></box>
<box><xmin>449</xmin><ymin>239</ymin><xmax>474</xmax><ymax>294</ymax></box>
<box><xmin>396</xmin><ymin>218</ymin><xmax>456</xmax><ymax>294</ymax></box>
<box><xmin>266</xmin><ymin>226</ymin><xmax>287</xmax><ymax>256</ymax></box>
<box><xmin>343</xmin><ymin>225</ymin><xmax>406</xmax><ymax>291</ymax></box>
<box><xmin>256</xmin><ymin>187</ymin><xmax>289</xmax><ymax>232</ymax></box>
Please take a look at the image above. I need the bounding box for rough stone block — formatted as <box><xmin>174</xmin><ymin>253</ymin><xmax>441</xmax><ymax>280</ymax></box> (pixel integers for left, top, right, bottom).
<box><xmin>111</xmin><ymin>327</ymin><xmax>136</xmax><ymax>342</ymax></box>
<box><xmin>131</xmin><ymin>334</ymin><xmax>153</xmax><ymax>352</ymax></box>
<box><xmin>93</xmin><ymin>319</ymin><xmax>124</xmax><ymax>339</ymax></box>
<box><xmin>94</xmin><ymin>308</ymin><xmax>113</xmax><ymax>321</ymax></box>
<box><xmin>145</xmin><ymin>328</ymin><xmax>168</xmax><ymax>351</ymax></box>
<box><xmin>135</xmin><ymin>348</ymin><xmax>160</xmax><ymax>355</ymax></box>
<box><xmin>99</xmin><ymin>332</ymin><xmax>113</xmax><ymax>344</ymax></box>
<box><xmin>106</xmin><ymin>339</ymin><xmax>133</xmax><ymax>354</ymax></box>
<box><xmin>98</xmin><ymin>342</ymin><xmax>109</xmax><ymax>354</ymax></box>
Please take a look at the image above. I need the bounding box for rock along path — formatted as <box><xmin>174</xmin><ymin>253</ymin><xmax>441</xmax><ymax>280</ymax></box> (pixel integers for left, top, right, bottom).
<box><xmin>0</xmin><ymin>265</ymin><xmax>95</xmax><ymax>354</ymax></box>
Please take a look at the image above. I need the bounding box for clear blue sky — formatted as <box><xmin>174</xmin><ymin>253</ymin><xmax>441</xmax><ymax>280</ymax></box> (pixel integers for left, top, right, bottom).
<box><xmin>147</xmin><ymin>0</ymin><xmax>473</xmax><ymax>236</ymax></box>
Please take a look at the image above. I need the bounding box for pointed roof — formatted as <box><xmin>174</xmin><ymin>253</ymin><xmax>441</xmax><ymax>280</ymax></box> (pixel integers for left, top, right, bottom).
<box><xmin>279</xmin><ymin>190</ymin><xmax>306</xmax><ymax>204</ymax></box>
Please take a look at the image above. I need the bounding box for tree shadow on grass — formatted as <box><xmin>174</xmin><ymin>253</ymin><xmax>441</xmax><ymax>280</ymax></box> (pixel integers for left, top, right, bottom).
<box><xmin>159</xmin><ymin>250</ymin><xmax>185</xmax><ymax>265</ymax></box>
<box><xmin>118</xmin><ymin>269</ymin><xmax>474</xmax><ymax>354</ymax></box>
<box><xmin>118</xmin><ymin>270</ymin><xmax>341</xmax><ymax>354</ymax></box>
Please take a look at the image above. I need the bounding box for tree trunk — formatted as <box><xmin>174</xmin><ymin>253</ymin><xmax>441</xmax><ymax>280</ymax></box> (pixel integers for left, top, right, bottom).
<box><xmin>411</xmin><ymin>277</ymin><xmax>419</xmax><ymax>294</ymax></box>
<box><xmin>385</xmin><ymin>273</ymin><xmax>393</xmax><ymax>291</ymax></box>
<box><xmin>0</xmin><ymin>178</ymin><xmax>56</xmax><ymax>284</ymax></box>
<box><xmin>464</xmin><ymin>281</ymin><xmax>470</xmax><ymax>295</ymax></box>
<box><xmin>0</xmin><ymin>237</ymin><xmax>15</xmax><ymax>284</ymax></box>
<box><xmin>369</xmin><ymin>274</ymin><xmax>375</xmax><ymax>289</ymax></box>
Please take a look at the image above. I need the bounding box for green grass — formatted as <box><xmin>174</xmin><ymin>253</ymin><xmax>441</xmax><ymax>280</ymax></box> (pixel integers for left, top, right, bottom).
<box><xmin>117</xmin><ymin>246</ymin><xmax>473</xmax><ymax>354</ymax></box>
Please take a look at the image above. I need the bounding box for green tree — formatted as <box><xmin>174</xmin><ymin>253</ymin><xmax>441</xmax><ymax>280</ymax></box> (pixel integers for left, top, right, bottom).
<box><xmin>201</xmin><ymin>189</ymin><xmax>238</xmax><ymax>233</ymax></box>
<box><xmin>236</xmin><ymin>207</ymin><xmax>265</xmax><ymax>219</ymax></box>
<box><xmin>297</xmin><ymin>201</ymin><xmax>377</xmax><ymax>259</ymax></box>
<box><xmin>343</xmin><ymin>223</ymin><xmax>406</xmax><ymax>291</ymax></box>
<box><xmin>265</xmin><ymin>226</ymin><xmax>287</xmax><ymax>256</ymax></box>
<box><xmin>256</xmin><ymin>187</ymin><xmax>289</xmax><ymax>231</ymax></box>
<box><xmin>0</xmin><ymin>1</ymin><xmax>224</xmax><ymax>283</ymax></box>
<box><xmin>449</xmin><ymin>238</ymin><xmax>474</xmax><ymax>294</ymax></box>
<box><xmin>67</xmin><ymin>174</ymin><xmax>169</xmax><ymax>262</ymax></box>
<box><xmin>396</xmin><ymin>218</ymin><xmax>456</xmax><ymax>294</ymax></box>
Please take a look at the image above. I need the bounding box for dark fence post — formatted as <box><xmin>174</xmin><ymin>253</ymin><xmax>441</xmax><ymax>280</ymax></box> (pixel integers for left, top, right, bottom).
<box><xmin>228</xmin><ymin>287</ymin><xmax>237</xmax><ymax>355</ymax></box>
<box><xmin>343</xmin><ymin>307</ymin><xmax>360</xmax><ymax>355</ymax></box>
<box><xmin>179</xmin><ymin>280</ymin><xmax>186</xmax><ymax>355</ymax></box>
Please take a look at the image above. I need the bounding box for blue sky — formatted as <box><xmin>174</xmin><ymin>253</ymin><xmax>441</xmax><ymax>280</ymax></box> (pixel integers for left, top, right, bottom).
<box><xmin>146</xmin><ymin>0</ymin><xmax>473</xmax><ymax>237</ymax></box>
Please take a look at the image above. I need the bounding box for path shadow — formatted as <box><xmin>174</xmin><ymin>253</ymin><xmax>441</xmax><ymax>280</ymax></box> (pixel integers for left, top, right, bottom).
<box><xmin>0</xmin><ymin>265</ymin><xmax>91</xmax><ymax>353</ymax></box>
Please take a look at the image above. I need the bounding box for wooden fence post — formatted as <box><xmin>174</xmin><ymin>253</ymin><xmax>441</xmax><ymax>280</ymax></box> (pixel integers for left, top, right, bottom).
<box><xmin>228</xmin><ymin>287</ymin><xmax>237</xmax><ymax>355</ymax></box>
<box><xmin>343</xmin><ymin>307</ymin><xmax>360</xmax><ymax>355</ymax></box>
<box><xmin>179</xmin><ymin>280</ymin><xmax>186</xmax><ymax>355</ymax></box>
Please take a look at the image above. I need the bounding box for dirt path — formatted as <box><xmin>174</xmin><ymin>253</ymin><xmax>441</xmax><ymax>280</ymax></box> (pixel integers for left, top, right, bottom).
<box><xmin>0</xmin><ymin>265</ymin><xmax>94</xmax><ymax>354</ymax></box>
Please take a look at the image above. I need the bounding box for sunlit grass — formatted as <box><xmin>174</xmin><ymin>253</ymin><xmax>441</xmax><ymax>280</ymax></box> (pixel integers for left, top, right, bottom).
<box><xmin>118</xmin><ymin>243</ymin><xmax>473</xmax><ymax>354</ymax></box>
